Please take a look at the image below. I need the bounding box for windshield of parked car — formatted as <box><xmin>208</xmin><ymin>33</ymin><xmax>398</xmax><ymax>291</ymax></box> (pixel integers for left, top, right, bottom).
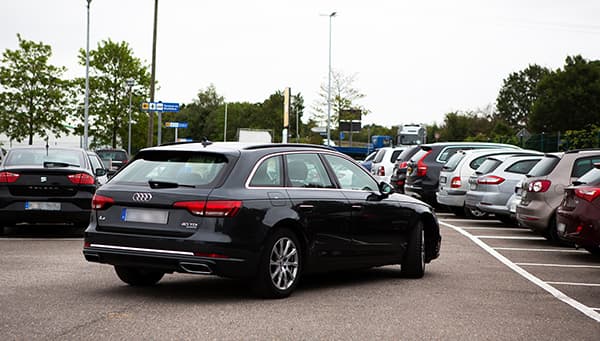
<box><xmin>96</xmin><ymin>150</ymin><xmax>128</xmax><ymax>161</ymax></box>
<box><xmin>5</xmin><ymin>149</ymin><xmax>84</xmax><ymax>167</ymax></box>
<box><xmin>527</xmin><ymin>156</ymin><xmax>561</xmax><ymax>177</ymax></box>
<box><xmin>110</xmin><ymin>151</ymin><xmax>228</xmax><ymax>187</ymax></box>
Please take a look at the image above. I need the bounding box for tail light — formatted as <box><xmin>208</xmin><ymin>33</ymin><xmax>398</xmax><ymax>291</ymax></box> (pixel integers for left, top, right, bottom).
<box><xmin>92</xmin><ymin>194</ymin><xmax>115</xmax><ymax>210</ymax></box>
<box><xmin>416</xmin><ymin>150</ymin><xmax>432</xmax><ymax>177</ymax></box>
<box><xmin>528</xmin><ymin>180</ymin><xmax>551</xmax><ymax>193</ymax></box>
<box><xmin>396</xmin><ymin>179</ymin><xmax>405</xmax><ymax>186</ymax></box>
<box><xmin>450</xmin><ymin>176</ymin><xmax>462</xmax><ymax>188</ymax></box>
<box><xmin>574</xmin><ymin>187</ymin><xmax>600</xmax><ymax>202</ymax></box>
<box><xmin>399</xmin><ymin>161</ymin><xmax>408</xmax><ymax>169</ymax></box>
<box><xmin>174</xmin><ymin>200</ymin><xmax>242</xmax><ymax>217</ymax></box>
<box><xmin>68</xmin><ymin>173</ymin><xmax>95</xmax><ymax>185</ymax></box>
<box><xmin>0</xmin><ymin>171</ymin><xmax>20</xmax><ymax>183</ymax></box>
<box><xmin>477</xmin><ymin>175</ymin><xmax>505</xmax><ymax>185</ymax></box>
<box><xmin>377</xmin><ymin>166</ymin><xmax>385</xmax><ymax>176</ymax></box>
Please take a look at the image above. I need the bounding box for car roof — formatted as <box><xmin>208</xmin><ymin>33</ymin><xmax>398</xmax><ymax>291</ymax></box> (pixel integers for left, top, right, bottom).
<box><xmin>8</xmin><ymin>146</ymin><xmax>85</xmax><ymax>152</ymax></box>
<box><xmin>141</xmin><ymin>142</ymin><xmax>335</xmax><ymax>155</ymax></box>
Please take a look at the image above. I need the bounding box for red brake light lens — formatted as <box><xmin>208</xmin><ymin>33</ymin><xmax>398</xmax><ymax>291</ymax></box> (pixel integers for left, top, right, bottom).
<box><xmin>68</xmin><ymin>173</ymin><xmax>95</xmax><ymax>185</ymax></box>
<box><xmin>0</xmin><ymin>171</ymin><xmax>20</xmax><ymax>183</ymax></box>
<box><xmin>574</xmin><ymin>187</ymin><xmax>600</xmax><ymax>202</ymax></box>
<box><xmin>477</xmin><ymin>175</ymin><xmax>505</xmax><ymax>185</ymax></box>
<box><xmin>174</xmin><ymin>200</ymin><xmax>242</xmax><ymax>217</ymax></box>
<box><xmin>378</xmin><ymin>166</ymin><xmax>385</xmax><ymax>176</ymax></box>
<box><xmin>92</xmin><ymin>194</ymin><xmax>114</xmax><ymax>210</ymax></box>
<box><xmin>450</xmin><ymin>176</ymin><xmax>462</xmax><ymax>188</ymax></box>
<box><xmin>399</xmin><ymin>161</ymin><xmax>408</xmax><ymax>169</ymax></box>
<box><xmin>417</xmin><ymin>150</ymin><xmax>432</xmax><ymax>177</ymax></box>
<box><xmin>528</xmin><ymin>180</ymin><xmax>551</xmax><ymax>193</ymax></box>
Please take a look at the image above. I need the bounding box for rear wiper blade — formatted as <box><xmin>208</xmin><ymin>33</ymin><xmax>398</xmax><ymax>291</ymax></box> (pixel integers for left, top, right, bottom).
<box><xmin>44</xmin><ymin>161</ymin><xmax>80</xmax><ymax>168</ymax></box>
<box><xmin>148</xmin><ymin>180</ymin><xmax>195</xmax><ymax>189</ymax></box>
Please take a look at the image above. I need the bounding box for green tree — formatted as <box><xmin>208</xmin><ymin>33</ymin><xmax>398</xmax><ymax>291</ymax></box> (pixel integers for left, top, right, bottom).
<box><xmin>0</xmin><ymin>34</ymin><xmax>73</xmax><ymax>145</ymax></box>
<box><xmin>439</xmin><ymin>111</ymin><xmax>493</xmax><ymax>141</ymax></box>
<box><xmin>530</xmin><ymin>55</ymin><xmax>600</xmax><ymax>133</ymax></box>
<box><xmin>311</xmin><ymin>70</ymin><xmax>369</xmax><ymax>127</ymax></box>
<box><xmin>495</xmin><ymin>64</ymin><xmax>550</xmax><ymax>130</ymax></box>
<box><xmin>75</xmin><ymin>39</ymin><xmax>150</xmax><ymax>149</ymax></box>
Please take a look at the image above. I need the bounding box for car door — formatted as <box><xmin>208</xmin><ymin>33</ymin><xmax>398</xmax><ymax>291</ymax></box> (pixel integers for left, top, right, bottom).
<box><xmin>323</xmin><ymin>154</ymin><xmax>408</xmax><ymax>260</ymax></box>
<box><xmin>283</xmin><ymin>153</ymin><xmax>353</xmax><ymax>269</ymax></box>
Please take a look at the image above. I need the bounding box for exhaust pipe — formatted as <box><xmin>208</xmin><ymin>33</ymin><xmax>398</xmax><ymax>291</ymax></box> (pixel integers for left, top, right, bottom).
<box><xmin>180</xmin><ymin>262</ymin><xmax>213</xmax><ymax>275</ymax></box>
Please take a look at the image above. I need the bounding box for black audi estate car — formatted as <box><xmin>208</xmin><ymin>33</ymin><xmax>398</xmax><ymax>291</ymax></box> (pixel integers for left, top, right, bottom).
<box><xmin>83</xmin><ymin>142</ymin><xmax>441</xmax><ymax>298</ymax></box>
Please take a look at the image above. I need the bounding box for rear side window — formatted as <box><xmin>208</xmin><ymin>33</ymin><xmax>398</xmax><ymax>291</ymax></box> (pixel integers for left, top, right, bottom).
<box><xmin>285</xmin><ymin>153</ymin><xmax>333</xmax><ymax>188</ymax></box>
<box><xmin>442</xmin><ymin>153</ymin><xmax>465</xmax><ymax>172</ymax></box>
<box><xmin>477</xmin><ymin>158</ymin><xmax>502</xmax><ymax>175</ymax></box>
<box><xmin>111</xmin><ymin>151</ymin><xmax>228</xmax><ymax>187</ymax></box>
<box><xmin>571</xmin><ymin>157</ymin><xmax>600</xmax><ymax>178</ymax></box>
<box><xmin>576</xmin><ymin>167</ymin><xmax>600</xmax><ymax>185</ymax></box>
<box><xmin>437</xmin><ymin>147</ymin><xmax>472</xmax><ymax>163</ymax></box>
<box><xmin>389</xmin><ymin>150</ymin><xmax>403</xmax><ymax>163</ymax></box>
<box><xmin>249</xmin><ymin>156</ymin><xmax>283</xmax><ymax>187</ymax></box>
<box><xmin>396</xmin><ymin>146</ymin><xmax>421</xmax><ymax>163</ymax></box>
<box><xmin>527</xmin><ymin>156</ymin><xmax>561</xmax><ymax>177</ymax></box>
<box><xmin>505</xmin><ymin>159</ymin><xmax>540</xmax><ymax>174</ymax></box>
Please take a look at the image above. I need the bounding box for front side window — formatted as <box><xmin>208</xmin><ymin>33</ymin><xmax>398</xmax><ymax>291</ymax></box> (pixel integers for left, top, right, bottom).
<box><xmin>110</xmin><ymin>151</ymin><xmax>227</xmax><ymax>187</ymax></box>
<box><xmin>249</xmin><ymin>156</ymin><xmax>283</xmax><ymax>187</ymax></box>
<box><xmin>324</xmin><ymin>154</ymin><xmax>378</xmax><ymax>191</ymax></box>
<box><xmin>285</xmin><ymin>153</ymin><xmax>333</xmax><ymax>188</ymax></box>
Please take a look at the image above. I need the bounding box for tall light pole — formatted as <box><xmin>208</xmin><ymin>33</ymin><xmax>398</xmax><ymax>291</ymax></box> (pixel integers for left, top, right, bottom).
<box><xmin>126</xmin><ymin>78</ymin><xmax>135</xmax><ymax>155</ymax></box>
<box><xmin>223</xmin><ymin>102</ymin><xmax>228</xmax><ymax>141</ymax></box>
<box><xmin>322</xmin><ymin>11</ymin><xmax>336</xmax><ymax>146</ymax></box>
<box><xmin>148</xmin><ymin>0</ymin><xmax>158</xmax><ymax>146</ymax></box>
<box><xmin>83</xmin><ymin>0</ymin><xmax>92</xmax><ymax>150</ymax></box>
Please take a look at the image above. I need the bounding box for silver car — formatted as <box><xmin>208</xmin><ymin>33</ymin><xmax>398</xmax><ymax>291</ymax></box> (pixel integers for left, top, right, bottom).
<box><xmin>465</xmin><ymin>155</ymin><xmax>543</xmax><ymax>223</ymax></box>
<box><xmin>437</xmin><ymin>149</ymin><xmax>539</xmax><ymax>217</ymax></box>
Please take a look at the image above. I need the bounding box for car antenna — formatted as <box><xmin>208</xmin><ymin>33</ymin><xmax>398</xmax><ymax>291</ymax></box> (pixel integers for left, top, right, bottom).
<box><xmin>201</xmin><ymin>137</ymin><xmax>212</xmax><ymax>148</ymax></box>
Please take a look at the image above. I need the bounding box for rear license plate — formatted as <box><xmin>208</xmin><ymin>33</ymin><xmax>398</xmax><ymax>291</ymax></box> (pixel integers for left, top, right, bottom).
<box><xmin>470</xmin><ymin>183</ymin><xmax>477</xmax><ymax>190</ymax></box>
<box><xmin>25</xmin><ymin>201</ymin><xmax>61</xmax><ymax>211</ymax></box>
<box><xmin>121</xmin><ymin>208</ymin><xmax>169</xmax><ymax>224</ymax></box>
<box><xmin>440</xmin><ymin>176</ymin><xmax>447</xmax><ymax>184</ymax></box>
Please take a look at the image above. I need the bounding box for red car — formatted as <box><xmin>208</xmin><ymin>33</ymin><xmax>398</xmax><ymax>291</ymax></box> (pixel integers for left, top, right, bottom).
<box><xmin>556</xmin><ymin>164</ymin><xmax>600</xmax><ymax>255</ymax></box>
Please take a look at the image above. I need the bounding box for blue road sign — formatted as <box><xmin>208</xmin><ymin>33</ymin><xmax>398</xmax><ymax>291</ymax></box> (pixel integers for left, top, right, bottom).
<box><xmin>165</xmin><ymin>122</ymin><xmax>188</xmax><ymax>128</ymax></box>
<box><xmin>162</xmin><ymin>102</ymin><xmax>180</xmax><ymax>112</ymax></box>
<box><xmin>141</xmin><ymin>101</ymin><xmax>180</xmax><ymax>112</ymax></box>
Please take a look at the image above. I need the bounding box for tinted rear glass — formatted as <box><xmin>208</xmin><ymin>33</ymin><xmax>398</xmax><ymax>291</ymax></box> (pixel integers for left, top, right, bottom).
<box><xmin>527</xmin><ymin>156</ymin><xmax>560</xmax><ymax>177</ymax></box>
<box><xmin>410</xmin><ymin>149</ymin><xmax>429</xmax><ymax>163</ymax></box>
<box><xmin>396</xmin><ymin>146</ymin><xmax>421</xmax><ymax>162</ymax></box>
<box><xmin>505</xmin><ymin>159</ymin><xmax>540</xmax><ymax>174</ymax></box>
<box><xmin>97</xmin><ymin>150</ymin><xmax>128</xmax><ymax>161</ymax></box>
<box><xmin>5</xmin><ymin>149</ymin><xmax>85</xmax><ymax>167</ymax></box>
<box><xmin>576</xmin><ymin>167</ymin><xmax>600</xmax><ymax>185</ymax></box>
<box><xmin>110</xmin><ymin>151</ymin><xmax>228</xmax><ymax>187</ymax></box>
<box><xmin>442</xmin><ymin>153</ymin><xmax>465</xmax><ymax>172</ymax></box>
<box><xmin>476</xmin><ymin>159</ymin><xmax>502</xmax><ymax>175</ymax></box>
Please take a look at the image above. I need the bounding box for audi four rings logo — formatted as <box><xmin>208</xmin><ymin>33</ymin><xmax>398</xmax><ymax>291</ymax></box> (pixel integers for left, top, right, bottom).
<box><xmin>132</xmin><ymin>192</ymin><xmax>153</xmax><ymax>201</ymax></box>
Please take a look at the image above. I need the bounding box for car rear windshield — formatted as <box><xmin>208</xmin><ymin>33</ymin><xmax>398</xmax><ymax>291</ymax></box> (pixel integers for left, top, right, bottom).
<box><xmin>389</xmin><ymin>150</ymin><xmax>403</xmax><ymax>163</ymax></box>
<box><xmin>396</xmin><ymin>146</ymin><xmax>420</xmax><ymax>163</ymax></box>
<box><xmin>110</xmin><ymin>151</ymin><xmax>228</xmax><ymax>187</ymax></box>
<box><xmin>476</xmin><ymin>158</ymin><xmax>502</xmax><ymax>175</ymax></box>
<box><xmin>527</xmin><ymin>156</ymin><xmax>561</xmax><ymax>177</ymax></box>
<box><xmin>5</xmin><ymin>149</ymin><xmax>85</xmax><ymax>167</ymax></box>
<box><xmin>96</xmin><ymin>150</ymin><xmax>128</xmax><ymax>161</ymax></box>
<box><xmin>442</xmin><ymin>152</ymin><xmax>465</xmax><ymax>172</ymax></box>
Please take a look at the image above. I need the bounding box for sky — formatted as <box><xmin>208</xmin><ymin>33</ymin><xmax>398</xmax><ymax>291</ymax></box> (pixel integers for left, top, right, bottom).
<box><xmin>1</xmin><ymin>0</ymin><xmax>599</xmax><ymax>128</ymax></box>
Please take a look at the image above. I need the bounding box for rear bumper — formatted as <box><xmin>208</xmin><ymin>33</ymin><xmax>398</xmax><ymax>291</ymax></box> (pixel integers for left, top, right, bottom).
<box><xmin>436</xmin><ymin>191</ymin><xmax>466</xmax><ymax>207</ymax></box>
<box><xmin>556</xmin><ymin>207</ymin><xmax>600</xmax><ymax>249</ymax></box>
<box><xmin>404</xmin><ymin>183</ymin><xmax>437</xmax><ymax>205</ymax></box>
<box><xmin>516</xmin><ymin>200</ymin><xmax>553</xmax><ymax>231</ymax></box>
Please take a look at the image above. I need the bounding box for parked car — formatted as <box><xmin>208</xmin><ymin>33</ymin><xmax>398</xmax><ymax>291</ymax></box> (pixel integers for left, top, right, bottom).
<box><xmin>95</xmin><ymin>148</ymin><xmax>129</xmax><ymax>174</ymax></box>
<box><xmin>389</xmin><ymin>145</ymin><xmax>422</xmax><ymax>194</ymax></box>
<box><xmin>370</xmin><ymin>146</ymin><xmax>407</xmax><ymax>184</ymax></box>
<box><xmin>83</xmin><ymin>142</ymin><xmax>441</xmax><ymax>298</ymax></box>
<box><xmin>556</xmin><ymin>163</ymin><xmax>600</xmax><ymax>255</ymax></box>
<box><xmin>360</xmin><ymin>151</ymin><xmax>377</xmax><ymax>171</ymax></box>
<box><xmin>0</xmin><ymin>147</ymin><xmax>107</xmax><ymax>234</ymax></box>
<box><xmin>464</xmin><ymin>155</ymin><xmax>543</xmax><ymax>223</ymax></box>
<box><xmin>404</xmin><ymin>142</ymin><xmax>520</xmax><ymax>206</ymax></box>
<box><xmin>437</xmin><ymin>149</ymin><xmax>541</xmax><ymax>217</ymax></box>
<box><xmin>517</xmin><ymin>149</ymin><xmax>600</xmax><ymax>241</ymax></box>
<box><xmin>87</xmin><ymin>151</ymin><xmax>110</xmax><ymax>186</ymax></box>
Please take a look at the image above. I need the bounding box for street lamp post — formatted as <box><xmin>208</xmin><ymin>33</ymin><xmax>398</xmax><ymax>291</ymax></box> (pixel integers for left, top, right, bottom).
<box><xmin>323</xmin><ymin>11</ymin><xmax>336</xmax><ymax>146</ymax></box>
<box><xmin>83</xmin><ymin>0</ymin><xmax>92</xmax><ymax>150</ymax></box>
<box><xmin>126</xmin><ymin>78</ymin><xmax>135</xmax><ymax>155</ymax></box>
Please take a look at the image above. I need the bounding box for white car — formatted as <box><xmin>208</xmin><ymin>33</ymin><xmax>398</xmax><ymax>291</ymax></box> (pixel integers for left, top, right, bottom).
<box><xmin>371</xmin><ymin>147</ymin><xmax>407</xmax><ymax>184</ymax></box>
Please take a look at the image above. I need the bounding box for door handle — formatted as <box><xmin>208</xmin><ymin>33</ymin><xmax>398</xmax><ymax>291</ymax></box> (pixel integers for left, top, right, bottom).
<box><xmin>298</xmin><ymin>204</ymin><xmax>314</xmax><ymax>211</ymax></box>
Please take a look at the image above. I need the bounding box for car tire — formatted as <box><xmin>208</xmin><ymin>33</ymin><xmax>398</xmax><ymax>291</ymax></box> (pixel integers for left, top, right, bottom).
<box><xmin>584</xmin><ymin>247</ymin><xmax>600</xmax><ymax>256</ymax></box>
<box><xmin>465</xmin><ymin>207</ymin><xmax>488</xmax><ymax>218</ymax></box>
<box><xmin>543</xmin><ymin>215</ymin><xmax>560</xmax><ymax>242</ymax></box>
<box><xmin>497</xmin><ymin>214</ymin><xmax>514</xmax><ymax>225</ymax></box>
<box><xmin>252</xmin><ymin>228</ymin><xmax>301</xmax><ymax>299</ymax></box>
<box><xmin>114</xmin><ymin>266</ymin><xmax>164</xmax><ymax>286</ymax></box>
<box><xmin>450</xmin><ymin>207</ymin><xmax>466</xmax><ymax>217</ymax></box>
<box><xmin>401</xmin><ymin>220</ymin><xmax>425</xmax><ymax>278</ymax></box>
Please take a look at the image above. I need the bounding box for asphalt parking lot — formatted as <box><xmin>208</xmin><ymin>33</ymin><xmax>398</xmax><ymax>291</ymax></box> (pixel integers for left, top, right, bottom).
<box><xmin>1</xmin><ymin>214</ymin><xmax>599</xmax><ymax>340</ymax></box>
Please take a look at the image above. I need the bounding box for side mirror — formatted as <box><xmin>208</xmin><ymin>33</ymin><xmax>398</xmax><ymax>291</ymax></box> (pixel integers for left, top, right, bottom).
<box><xmin>95</xmin><ymin>168</ymin><xmax>107</xmax><ymax>177</ymax></box>
<box><xmin>379</xmin><ymin>181</ymin><xmax>395</xmax><ymax>196</ymax></box>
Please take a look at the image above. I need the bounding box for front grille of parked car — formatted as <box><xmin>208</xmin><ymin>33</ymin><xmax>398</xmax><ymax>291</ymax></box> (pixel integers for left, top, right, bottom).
<box><xmin>9</xmin><ymin>185</ymin><xmax>77</xmax><ymax>197</ymax></box>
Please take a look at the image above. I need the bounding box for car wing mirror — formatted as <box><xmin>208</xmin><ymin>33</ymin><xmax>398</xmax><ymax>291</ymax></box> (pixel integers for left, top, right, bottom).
<box><xmin>379</xmin><ymin>181</ymin><xmax>395</xmax><ymax>196</ymax></box>
<box><xmin>95</xmin><ymin>168</ymin><xmax>107</xmax><ymax>177</ymax></box>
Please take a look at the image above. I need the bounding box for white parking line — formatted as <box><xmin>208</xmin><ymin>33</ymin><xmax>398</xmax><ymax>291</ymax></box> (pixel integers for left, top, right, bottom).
<box><xmin>546</xmin><ymin>282</ymin><xmax>600</xmax><ymax>287</ymax></box>
<box><xmin>441</xmin><ymin>218</ymin><xmax>497</xmax><ymax>223</ymax></box>
<box><xmin>0</xmin><ymin>238</ymin><xmax>82</xmax><ymax>241</ymax></box>
<box><xmin>493</xmin><ymin>247</ymin><xmax>588</xmax><ymax>253</ymax></box>
<box><xmin>516</xmin><ymin>263</ymin><xmax>600</xmax><ymax>269</ymax></box>
<box><xmin>440</xmin><ymin>221</ymin><xmax>600</xmax><ymax>323</ymax></box>
<box><xmin>477</xmin><ymin>236</ymin><xmax>547</xmax><ymax>240</ymax></box>
<box><xmin>461</xmin><ymin>227</ymin><xmax>530</xmax><ymax>232</ymax></box>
